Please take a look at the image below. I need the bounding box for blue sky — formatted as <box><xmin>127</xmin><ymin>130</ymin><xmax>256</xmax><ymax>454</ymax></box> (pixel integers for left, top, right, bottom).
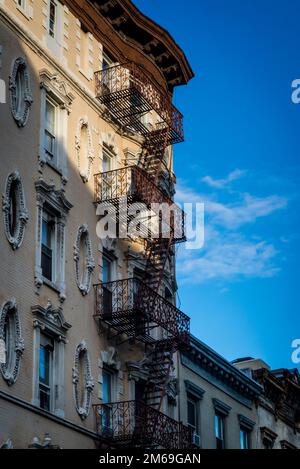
<box><xmin>133</xmin><ymin>0</ymin><xmax>300</xmax><ymax>370</ymax></box>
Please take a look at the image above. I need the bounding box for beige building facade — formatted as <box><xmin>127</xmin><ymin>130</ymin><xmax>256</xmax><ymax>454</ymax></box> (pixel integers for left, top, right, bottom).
<box><xmin>0</xmin><ymin>0</ymin><xmax>194</xmax><ymax>449</ymax></box>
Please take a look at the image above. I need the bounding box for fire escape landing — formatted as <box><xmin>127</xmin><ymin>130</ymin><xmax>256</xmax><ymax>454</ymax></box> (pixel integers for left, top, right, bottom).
<box><xmin>93</xmin><ymin>401</ymin><xmax>192</xmax><ymax>449</ymax></box>
<box><xmin>94</xmin><ymin>166</ymin><xmax>186</xmax><ymax>243</ymax></box>
<box><xmin>94</xmin><ymin>278</ymin><xmax>190</xmax><ymax>345</ymax></box>
<box><xmin>95</xmin><ymin>62</ymin><xmax>184</xmax><ymax>146</ymax></box>
<box><xmin>94</xmin><ymin>59</ymin><xmax>192</xmax><ymax>448</ymax></box>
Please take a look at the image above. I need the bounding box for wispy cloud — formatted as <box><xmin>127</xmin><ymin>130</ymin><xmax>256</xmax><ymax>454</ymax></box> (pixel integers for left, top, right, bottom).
<box><xmin>178</xmin><ymin>233</ymin><xmax>280</xmax><ymax>284</ymax></box>
<box><xmin>176</xmin><ymin>176</ymin><xmax>288</xmax><ymax>285</ymax></box>
<box><xmin>201</xmin><ymin>169</ymin><xmax>247</xmax><ymax>189</ymax></box>
<box><xmin>206</xmin><ymin>193</ymin><xmax>287</xmax><ymax>229</ymax></box>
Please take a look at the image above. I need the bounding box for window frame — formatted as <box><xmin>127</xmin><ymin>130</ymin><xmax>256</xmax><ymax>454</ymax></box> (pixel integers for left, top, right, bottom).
<box><xmin>215</xmin><ymin>412</ymin><xmax>225</xmax><ymax>449</ymax></box>
<box><xmin>32</xmin><ymin>303</ymin><xmax>71</xmax><ymax>417</ymax></box>
<box><xmin>38</xmin><ymin>333</ymin><xmax>54</xmax><ymax>412</ymax></box>
<box><xmin>35</xmin><ymin>180</ymin><xmax>73</xmax><ymax>301</ymax></box>
<box><xmin>48</xmin><ymin>0</ymin><xmax>57</xmax><ymax>39</ymax></box>
<box><xmin>240</xmin><ymin>427</ymin><xmax>251</xmax><ymax>450</ymax></box>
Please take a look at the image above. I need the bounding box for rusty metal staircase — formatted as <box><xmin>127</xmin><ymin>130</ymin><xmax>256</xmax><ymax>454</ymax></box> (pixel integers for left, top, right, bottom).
<box><xmin>94</xmin><ymin>61</ymin><xmax>191</xmax><ymax>448</ymax></box>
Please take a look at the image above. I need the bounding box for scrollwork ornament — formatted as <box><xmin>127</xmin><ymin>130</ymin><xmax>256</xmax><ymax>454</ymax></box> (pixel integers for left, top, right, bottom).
<box><xmin>73</xmin><ymin>225</ymin><xmax>95</xmax><ymax>295</ymax></box>
<box><xmin>72</xmin><ymin>341</ymin><xmax>94</xmax><ymax>419</ymax></box>
<box><xmin>2</xmin><ymin>171</ymin><xmax>28</xmax><ymax>250</ymax></box>
<box><xmin>9</xmin><ymin>57</ymin><xmax>33</xmax><ymax>127</ymax></box>
<box><xmin>0</xmin><ymin>299</ymin><xmax>24</xmax><ymax>385</ymax></box>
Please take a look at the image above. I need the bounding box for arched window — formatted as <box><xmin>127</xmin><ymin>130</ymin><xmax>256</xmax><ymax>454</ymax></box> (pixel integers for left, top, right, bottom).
<box><xmin>3</xmin><ymin>171</ymin><xmax>28</xmax><ymax>250</ymax></box>
<box><xmin>72</xmin><ymin>341</ymin><xmax>94</xmax><ymax>419</ymax></box>
<box><xmin>74</xmin><ymin>225</ymin><xmax>95</xmax><ymax>295</ymax></box>
<box><xmin>0</xmin><ymin>299</ymin><xmax>24</xmax><ymax>385</ymax></box>
<box><xmin>9</xmin><ymin>57</ymin><xmax>33</xmax><ymax>127</ymax></box>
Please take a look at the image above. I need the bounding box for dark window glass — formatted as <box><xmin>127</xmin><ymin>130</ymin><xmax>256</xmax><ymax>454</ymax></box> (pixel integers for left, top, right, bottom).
<box><xmin>41</xmin><ymin>212</ymin><xmax>54</xmax><ymax>281</ymax></box>
<box><xmin>39</xmin><ymin>340</ymin><xmax>53</xmax><ymax>411</ymax></box>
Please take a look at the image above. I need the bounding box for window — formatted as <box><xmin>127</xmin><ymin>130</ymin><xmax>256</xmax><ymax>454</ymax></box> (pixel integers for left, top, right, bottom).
<box><xmin>39</xmin><ymin>334</ymin><xmax>54</xmax><ymax>411</ymax></box>
<box><xmin>102</xmin><ymin>255</ymin><xmax>112</xmax><ymax>317</ymax></box>
<box><xmin>32</xmin><ymin>303</ymin><xmax>71</xmax><ymax>417</ymax></box>
<box><xmin>165</xmin><ymin>287</ymin><xmax>174</xmax><ymax>305</ymax></box>
<box><xmin>49</xmin><ymin>0</ymin><xmax>57</xmax><ymax>38</ymax></box>
<box><xmin>102</xmin><ymin>52</ymin><xmax>114</xmax><ymax>92</ymax></box>
<box><xmin>18</xmin><ymin>0</ymin><xmax>25</xmax><ymax>7</ymax></box>
<box><xmin>240</xmin><ymin>428</ymin><xmax>250</xmax><ymax>449</ymax></box>
<box><xmin>39</xmin><ymin>71</ymin><xmax>73</xmax><ymax>178</ymax></box>
<box><xmin>35</xmin><ymin>180</ymin><xmax>72</xmax><ymax>300</ymax></box>
<box><xmin>187</xmin><ymin>395</ymin><xmax>199</xmax><ymax>436</ymax></box>
<box><xmin>102</xmin><ymin>367</ymin><xmax>114</xmax><ymax>433</ymax></box>
<box><xmin>215</xmin><ymin>413</ymin><xmax>225</xmax><ymax>449</ymax></box>
<box><xmin>41</xmin><ymin>209</ymin><xmax>56</xmax><ymax>282</ymax></box>
<box><xmin>102</xmin><ymin>149</ymin><xmax>112</xmax><ymax>173</ymax></box>
<box><xmin>44</xmin><ymin>98</ymin><xmax>56</xmax><ymax>159</ymax></box>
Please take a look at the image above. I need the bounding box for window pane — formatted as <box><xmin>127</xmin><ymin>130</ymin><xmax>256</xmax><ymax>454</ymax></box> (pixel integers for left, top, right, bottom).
<box><xmin>41</xmin><ymin>215</ymin><xmax>53</xmax><ymax>281</ymax></box>
<box><xmin>102</xmin><ymin>370</ymin><xmax>112</xmax><ymax>403</ymax></box>
<box><xmin>45</xmin><ymin>99</ymin><xmax>55</xmax><ymax>134</ymax></box>
<box><xmin>102</xmin><ymin>153</ymin><xmax>111</xmax><ymax>172</ymax></box>
<box><xmin>240</xmin><ymin>429</ymin><xmax>249</xmax><ymax>449</ymax></box>
<box><xmin>49</xmin><ymin>0</ymin><xmax>56</xmax><ymax>37</ymax></box>
<box><xmin>102</xmin><ymin>257</ymin><xmax>111</xmax><ymax>283</ymax></box>
<box><xmin>187</xmin><ymin>400</ymin><xmax>196</xmax><ymax>428</ymax></box>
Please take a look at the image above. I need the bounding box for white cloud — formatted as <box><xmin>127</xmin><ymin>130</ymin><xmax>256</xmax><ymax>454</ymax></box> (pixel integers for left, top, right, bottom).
<box><xmin>178</xmin><ymin>233</ymin><xmax>280</xmax><ymax>284</ymax></box>
<box><xmin>201</xmin><ymin>169</ymin><xmax>247</xmax><ymax>189</ymax></box>
<box><xmin>206</xmin><ymin>193</ymin><xmax>287</xmax><ymax>229</ymax></box>
<box><xmin>175</xmin><ymin>179</ymin><xmax>288</xmax><ymax>285</ymax></box>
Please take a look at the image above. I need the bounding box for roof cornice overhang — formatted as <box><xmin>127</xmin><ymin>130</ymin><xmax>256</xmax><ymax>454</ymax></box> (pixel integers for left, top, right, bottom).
<box><xmin>63</xmin><ymin>0</ymin><xmax>194</xmax><ymax>92</ymax></box>
<box><xmin>182</xmin><ymin>336</ymin><xmax>262</xmax><ymax>401</ymax></box>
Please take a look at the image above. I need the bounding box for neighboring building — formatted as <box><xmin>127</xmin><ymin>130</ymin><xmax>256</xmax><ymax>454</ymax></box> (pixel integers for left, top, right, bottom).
<box><xmin>0</xmin><ymin>0</ymin><xmax>194</xmax><ymax>449</ymax></box>
<box><xmin>233</xmin><ymin>358</ymin><xmax>300</xmax><ymax>449</ymax></box>
<box><xmin>179</xmin><ymin>336</ymin><xmax>262</xmax><ymax>449</ymax></box>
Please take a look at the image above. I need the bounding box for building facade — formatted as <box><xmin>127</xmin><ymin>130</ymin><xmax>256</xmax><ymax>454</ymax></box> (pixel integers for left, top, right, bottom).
<box><xmin>179</xmin><ymin>336</ymin><xmax>262</xmax><ymax>449</ymax></box>
<box><xmin>233</xmin><ymin>358</ymin><xmax>300</xmax><ymax>449</ymax></box>
<box><xmin>179</xmin><ymin>339</ymin><xmax>300</xmax><ymax>449</ymax></box>
<box><xmin>0</xmin><ymin>0</ymin><xmax>194</xmax><ymax>449</ymax></box>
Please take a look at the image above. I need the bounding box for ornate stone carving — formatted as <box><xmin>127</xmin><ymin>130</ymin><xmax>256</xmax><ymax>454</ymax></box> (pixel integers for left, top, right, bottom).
<box><xmin>0</xmin><ymin>438</ymin><xmax>14</xmax><ymax>449</ymax></box>
<box><xmin>75</xmin><ymin>117</ymin><xmax>94</xmax><ymax>182</ymax></box>
<box><xmin>73</xmin><ymin>341</ymin><xmax>94</xmax><ymax>420</ymax></box>
<box><xmin>73</xmin><ymin>225</ymin><xmax>95</xmax><ymax>295</ymax></box>
<box><xmin>9</xmin><ymin>57</ymin><xmax>33</xmax><ymax>127</ymax></box>
<box><xmin>2</xmin><ymin>171</ymin><xmax>28</xmax><ymax>250</ymax></box>
<box><xmin>31</xmin><ymin>300</ymin><xmax>71</xmax><ymax>342</ymax></box>
<box><xmin>39</xmin><ymin>69</ymin><xmax>75</xmax><ymax>113</ymax></box>
<box><xmin>0</xmin><ymin>299</ymin><xmax>24</xmax><ymax>386</ymax></box>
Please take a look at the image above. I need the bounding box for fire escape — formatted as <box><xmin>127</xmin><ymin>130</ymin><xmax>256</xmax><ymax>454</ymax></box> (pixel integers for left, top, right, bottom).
<box><xmin>93</xmin><ymin>62</ymin><xmax>192</xmax><ymax>449</ymax></box>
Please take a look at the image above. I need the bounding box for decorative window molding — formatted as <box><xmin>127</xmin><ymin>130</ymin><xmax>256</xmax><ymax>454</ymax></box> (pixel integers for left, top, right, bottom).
<box><xmin>35</xmin><ymin>180</ymin><xmax>73</xmax><ymax>302</ymax></box>
<box><xmin>212</xmin><ymin>398</ymin><xmax>231</xmax><ymax>417</ymax></box>
<box><xmin>238</xmin><ymin>414</ymin><xmax>255</xmax><ymax>431</ymax></box>
<box><xmin>75</xmin><ymin>117</ymin><xmax>94</xmax><ymax>182</ymax></box>
<box><xmin>74</xmin><ymin>224</ymin><xmax>95</xmax><ymax>295</ymax></box>
<box><xmin>260</xmin><ymin>426</ymin><xmax>277</xmax><ymax>449</ymax></box>
<box><xmin>0</xmin><ymin>299</ymin><xmax>24</xmax><ymax>386</ymax></box>
<box><xmin>72</xmin><ymin>340</ymin><xmax>94</xmax><ymax>420</ymax></box>
<box><xmin>2</xmin><ymin>171</ymin><xmax>28</xmax><ymax>250</ymax></box>
<box><xmin>39</xmin><ymin>69</ymin><xmax>75</xmax><ymax>181</ymax></box>
<box><xmin>9</xmin><ymin>57</ymin><xmax>33</xmax><ymax>127</ymax></box>
<box><xmin>184</xmin><ymin>380</ymin><xmax>205</xmax><ymax>401</ymax></box>
<box><xmin>32</xmin><ymin>301</ymin><xmax>71</xmax><ymax>417</ymax></box>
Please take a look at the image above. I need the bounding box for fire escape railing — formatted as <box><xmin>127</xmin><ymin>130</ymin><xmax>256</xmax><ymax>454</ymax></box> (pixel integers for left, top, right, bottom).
<box><xmin>94</xmin><ymin>166</ymin><xmax>185</xmax><ymax>242</ymax></box>
<box><xmin>94</xmin><ymin>278</ymin><xmax>190</xmax><ymax>345</ymax></box>
<box><xmin>93</xmin><ymin>400</ymin><xmax>193</xmax><ymax>449</ymax></box>
<box><xmin>95</xmin><ymin>62</ymin><xmax>184</xmax><ymax>144</ymax></box>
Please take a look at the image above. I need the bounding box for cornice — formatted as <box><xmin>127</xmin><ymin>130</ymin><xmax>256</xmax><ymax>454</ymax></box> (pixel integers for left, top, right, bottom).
<box><xmin>181</xmin><ymin>335</ymin><xmax>262</xmax><ymax>400</ymax></box>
